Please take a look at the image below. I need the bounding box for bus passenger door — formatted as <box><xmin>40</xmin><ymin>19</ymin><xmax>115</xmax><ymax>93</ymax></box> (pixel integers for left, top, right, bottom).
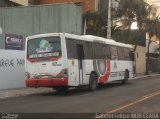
<box><xmin>110</xmin><ymin>46</ymin><xmax>119</xmax><ymax>81</ymax></box>
<box><xmin>76</xmin><ymin>44</ymin><xmax>85</xmax><ymax>85</ymax></box>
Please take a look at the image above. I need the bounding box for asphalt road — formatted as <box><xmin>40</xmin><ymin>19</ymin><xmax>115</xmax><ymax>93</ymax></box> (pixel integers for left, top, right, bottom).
<box><xmin>0</xmin><ymin>76</ymin><xmax>160</xmax><ymax>118</ymax></box>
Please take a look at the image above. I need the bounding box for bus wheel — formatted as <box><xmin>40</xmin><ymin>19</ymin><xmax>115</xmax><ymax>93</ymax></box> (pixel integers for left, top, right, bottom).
<box><xmin>54</xmin><ymin>87</ymin><xmax>69</xmax><ymax>93</ymax></box>
<box><xmin>121</xmin><ymin>71</ymin><xmax>129</xmax><ymax>84</ymax></box>
<box><xmin>89</xmin><ymin>73</ymin><xmax>97</xmax><ymax>91</ymax></box>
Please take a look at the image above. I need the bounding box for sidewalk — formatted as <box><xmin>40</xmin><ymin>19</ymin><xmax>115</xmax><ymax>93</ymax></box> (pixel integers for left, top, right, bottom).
<box><xmin>0</xmin><ymin>73</ymin><xmax>160</xmax><ymax>99</ymax></box>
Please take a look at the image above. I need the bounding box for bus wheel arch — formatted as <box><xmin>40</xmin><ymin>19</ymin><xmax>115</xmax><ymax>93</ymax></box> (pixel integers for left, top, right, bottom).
<box><xmin>90</xmin><ymin>71</ymin><xmax>98</xmax><ymax>81</ymax></box>
<box><xmin>89</xmin><ymin>71</ymin><xmax>98</xmax><ymax>91</ymax></box>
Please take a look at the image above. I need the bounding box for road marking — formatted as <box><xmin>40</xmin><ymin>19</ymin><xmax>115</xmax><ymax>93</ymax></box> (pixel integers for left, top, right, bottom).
<box><xmin>106</xmin><ymin>90</ymin><xmax>160</xmax><ymax>114</ymax></box>
<box><xmin>142</xmin><ymin>90</ymin><xmax>160</xmax><ymax>98</ymax></box>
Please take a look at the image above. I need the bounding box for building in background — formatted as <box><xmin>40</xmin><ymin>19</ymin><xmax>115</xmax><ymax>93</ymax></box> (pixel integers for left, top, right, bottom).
<box><xmin>9</xmin><ymin>0</ymin><xmax>29</xmax><ymax>6</ymax></box>
<box><xmin>0</xmin><ymin>0</ymin><xmax>29</xmax><ymax>7</ymax></box>
<box><xmin>33</xmin><ymin>0</ymin><xmax>100</xmax><ymax>12</ymax></box>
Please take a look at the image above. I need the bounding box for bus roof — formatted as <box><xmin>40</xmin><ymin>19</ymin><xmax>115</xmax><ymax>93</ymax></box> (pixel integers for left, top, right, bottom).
<box><xmin>26</xmin><ymin>33</ymin><xmax>133</xmax><ymax>49</ymax></box>
<box><xmin>81</xmin><ymin>35</ymin><xmax>133</xmax><ymax>49</ymax></box>
<box><xmin>26</xmin><ymin>33</ymin><xmax>61</xmax><ymax>40</ymax></box>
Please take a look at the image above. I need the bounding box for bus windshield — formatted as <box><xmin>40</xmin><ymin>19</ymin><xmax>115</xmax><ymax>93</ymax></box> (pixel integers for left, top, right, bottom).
<box><xmin>27</xmin><ymin>36</ymin><xmax>61</xmax><ymax>59</ymax></box>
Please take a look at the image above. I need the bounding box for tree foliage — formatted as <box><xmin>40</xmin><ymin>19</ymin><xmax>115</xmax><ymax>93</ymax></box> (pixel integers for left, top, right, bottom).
<box><xmin>115</xmin><ymin>0</ymin><xmax>149</xmax><ymax>29</ymax></box>
<box><xmin>83</xmin><ymin>11</ymin><xmax>107</xmax><ymax>37</ymax></box>
<box><xmin>83</xmin><ymin>10</ymin><xmax>120</xmax><ymax>38</ymax></box>
<box><xmin>83</xmin><ymin>0</ymin><xmax>160</xmax><ymax>46</ymax></box>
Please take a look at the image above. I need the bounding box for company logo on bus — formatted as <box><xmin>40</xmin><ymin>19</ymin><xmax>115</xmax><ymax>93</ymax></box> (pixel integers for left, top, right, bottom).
<box><xmin>97</xmin><ymin>60</ymin><xmax>107</xmax><ymax>75</ymax></box>
<box><xmin>95</xmin><ymin>59</ymin><xmax>110</xmax><ymax>83</ymax></box>
<box><xmin>36</xmin><ymin>39</ymin><xmax>53</xmax><ymax>53</ymax></box>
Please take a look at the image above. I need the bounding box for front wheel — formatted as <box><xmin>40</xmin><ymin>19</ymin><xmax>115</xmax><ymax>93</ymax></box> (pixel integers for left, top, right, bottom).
<box><xmin>89</xmin><ymin>73</ymin><xmax>97</xmax><ymax>91</ymax></box>
<box><xmin>121</xmin><ymin>71</ymin><xmax>129</xmax><ymax>84</ymax></box>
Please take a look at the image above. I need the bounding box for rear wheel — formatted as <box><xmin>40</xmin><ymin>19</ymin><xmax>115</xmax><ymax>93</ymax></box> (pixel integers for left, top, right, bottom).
<box><xmin>89</xmin><ymin>73</ymin><xmax>97</xmax><ymax>91</ymax></box>
<box><xmin>121</xmin><ymin>71</ymin><xmax>129</xmax><ymax>84</ymax></box>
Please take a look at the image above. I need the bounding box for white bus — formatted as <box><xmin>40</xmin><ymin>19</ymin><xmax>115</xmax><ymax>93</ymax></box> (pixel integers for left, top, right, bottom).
<box><xmin>25</xmin><ymin>33</ymin><xmax>135</xmax><ymax>92</ymax></box>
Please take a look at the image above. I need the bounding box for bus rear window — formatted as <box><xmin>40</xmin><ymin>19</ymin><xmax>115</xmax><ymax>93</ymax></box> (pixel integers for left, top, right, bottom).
<box><xmin>27</xmin><ymin>37</ymin><xmax>61</xmax><ymax>59</ymax></box>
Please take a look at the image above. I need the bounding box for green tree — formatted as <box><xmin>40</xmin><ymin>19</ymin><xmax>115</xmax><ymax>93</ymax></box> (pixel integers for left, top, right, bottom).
<box><xmin>83</xmin><ymin>7</ymin><xmax>120</xmax><ymax>38</ymax></box>
<box><xmin>116</xmin><ymin>0</ymin><xmax>149</xmax><ymax>27</ymax></box>
<box><xmin>115</xmin><ymin>0</ymin><xmax>160</xmax><ymax>74</ymax></box>
<box><xmin>83</xmin><ymin>0</ymin><xmax>159</xmax><ymax>46</ymax></box>
<box><xmin>83</xmin><ymin>11</ymin><xmax>107</xmax><ymax>37</ymax></box>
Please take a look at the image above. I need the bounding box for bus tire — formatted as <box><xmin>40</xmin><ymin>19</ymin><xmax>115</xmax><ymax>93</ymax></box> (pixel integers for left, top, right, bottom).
<box><xmin>54</xmin><ymin>87</ymin><xmax>68</xmax><ymax>93</ymax></box>
<box><xmin>121</xmin><ymin>71</ymin><xmax>129</xmax><ymax>84</ymax></box>
<box><xmin>89</xmin><ymin>73</ymin><xmax>97</xmax><ymax>91</ymax></box>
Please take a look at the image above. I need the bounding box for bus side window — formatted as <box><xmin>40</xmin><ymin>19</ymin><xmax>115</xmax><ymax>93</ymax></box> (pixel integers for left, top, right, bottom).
<box><xmin>84</xmin><ymin>41</ymin><xmax>93</xmax><ymax>59</ymax></box>
<box><xmin>66</xmin><ymin>38</ymin><xmax>75</xmax><ymax>58</ymax></box>
<box><xmin>92</xmin><ymin>43</ymin><xmax>105</xmax><ymax>59</ymax></box>
<box><xmin>102</xmin><ymin>45</ymin><xmax>111</xmax><ymax>59</ymax></box>
<box><xmin>117</xmin><ymin>47</ymin><xmax>124</xmax><ymax>60</ymax></box>
<box><xmin>124</xmin><ymin>48</ymin><xmax>130</xmax><ymax>60</ymax></box>
<box><xmin>110</xmin><ymin>46</ymin><xmax>118</xmax><ymax>60</ymax></box>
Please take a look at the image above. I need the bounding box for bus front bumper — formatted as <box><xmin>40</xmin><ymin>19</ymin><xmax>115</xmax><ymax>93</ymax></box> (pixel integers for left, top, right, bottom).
<box><xmin>26</xmin><ymin>78</ymin><xmax>68</xmax><ymax>87</ymax></box>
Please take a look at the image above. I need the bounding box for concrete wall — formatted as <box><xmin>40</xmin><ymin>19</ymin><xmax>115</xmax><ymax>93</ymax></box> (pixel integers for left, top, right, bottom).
<box><xmin>0</xmin><ymin>50</ymin><xmax>25</xmax><ymax>90</ymax></box>
<box><xmin>135</xmin><ymin>46</ymin><xmax>146</xmax><ymax>75</ymax></box>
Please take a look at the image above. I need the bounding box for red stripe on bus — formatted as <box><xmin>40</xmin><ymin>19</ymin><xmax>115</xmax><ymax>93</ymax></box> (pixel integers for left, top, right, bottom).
<box><xmin>26</xmin><ymin>78</ymin><xmax>68</xmax><ymax>87</ymax></box>
<box><xmin>27</xmin><ymin>56</ymin><xmax>61</xmax><ymax>63</ymax></box>
<box><xmin>27</xmin><ymin>58</ymin><xmax>39</xmax><ymax>63</ymax></box>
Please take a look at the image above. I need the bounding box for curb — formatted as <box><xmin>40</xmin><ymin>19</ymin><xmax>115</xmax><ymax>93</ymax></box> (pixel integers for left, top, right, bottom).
<box><xmin>132</xmin><ymin>74</ymin><xmax>160</xmax><ymax>80</ymax></box>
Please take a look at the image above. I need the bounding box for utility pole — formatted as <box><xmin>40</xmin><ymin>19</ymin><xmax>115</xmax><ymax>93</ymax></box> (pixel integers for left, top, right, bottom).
<box><xmin>107</xmin><ymin>0</ymin><xmax>111</xmax><ymax>39</ymax></box>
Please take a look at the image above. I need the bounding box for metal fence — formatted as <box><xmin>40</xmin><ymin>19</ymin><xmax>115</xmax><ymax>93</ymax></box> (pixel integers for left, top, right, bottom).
<box><xmin>0</xmin><ymin>3</ymin><xmax>82</xmax><ymax>49</ymax></box>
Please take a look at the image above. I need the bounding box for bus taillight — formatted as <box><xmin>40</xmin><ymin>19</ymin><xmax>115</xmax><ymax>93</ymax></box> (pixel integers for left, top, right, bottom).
<box><xmin>48</xmin><ymin>56</ymin><xmax>61</xmax><ymax>61</ymax></box>
<box><xmin>27</xmin><ymin>58</ymin><xmax>39</xmax><ymax>63</ymax></box>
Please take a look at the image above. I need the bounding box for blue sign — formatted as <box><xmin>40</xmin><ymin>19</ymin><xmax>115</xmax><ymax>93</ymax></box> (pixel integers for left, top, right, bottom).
<box><xmin>5</xmin><ymin>34</ymin><xmax>23</xmax><ymax>50</ymax></box>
